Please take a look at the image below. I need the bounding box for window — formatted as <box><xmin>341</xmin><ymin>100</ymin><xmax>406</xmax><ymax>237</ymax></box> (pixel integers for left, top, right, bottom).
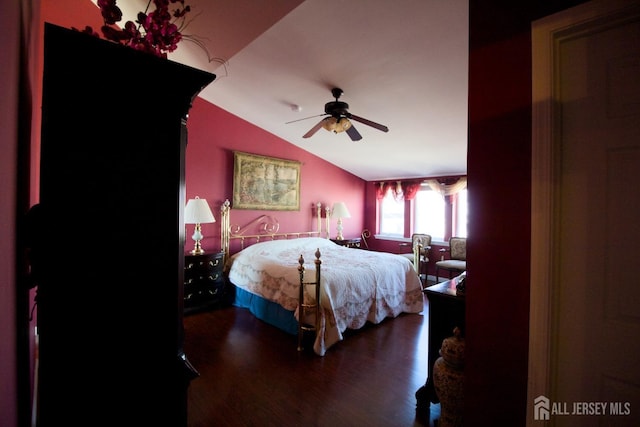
<box><xmin>455</xmin><ymin>189</ymin><xmax>468</xmax><ymax>238</ymax></box>
<box><xmin>377</xmin><ymin>181</ymin><xmax>468</xmax><ymax>242</ymax></box>
<box><xmin>414</xmin><ymin>188</ymin><xmax>445</xmax><ymax>241</ymax></box>
<box><xmin>379</xmin><ymin>191</ymin><xmax>404</xmax><ymax>236</ymax></box>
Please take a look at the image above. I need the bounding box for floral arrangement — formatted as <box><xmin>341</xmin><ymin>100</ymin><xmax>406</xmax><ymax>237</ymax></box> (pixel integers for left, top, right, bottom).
<box><xmin>81</xmin><ymin>0</ymin><xmax>192</xmax><ymax>58</ymax></box>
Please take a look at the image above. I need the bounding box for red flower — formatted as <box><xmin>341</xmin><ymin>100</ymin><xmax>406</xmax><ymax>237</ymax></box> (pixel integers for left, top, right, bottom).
<box><xmin>97</xmin><ymin>0</ymin><xmax>122</xmax><ymax>25</ymax></box>
<box><xmin>82</xmin><ymin>0</ymin><xmax>191</xmax><ymax>58</ymax></box>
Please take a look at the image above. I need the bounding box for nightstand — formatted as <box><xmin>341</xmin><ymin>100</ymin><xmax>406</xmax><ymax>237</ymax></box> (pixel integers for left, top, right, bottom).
<box><xmin>330</xmin><ymin>237</ymin><xmax>362</xmax><ymax>248</ymax></box>
<box><xmin>184</xmin><ymin>251</ymin><xmax>227</xmax><ymax>314</ymax></box>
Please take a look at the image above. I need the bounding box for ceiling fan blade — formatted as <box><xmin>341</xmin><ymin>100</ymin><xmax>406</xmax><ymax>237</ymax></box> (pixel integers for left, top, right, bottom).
<box><xmin>345</xmin><ymin>124</ymin><xmax>362</xmax><ymax>141</ymax></box>
<box><xmin>285</xmin><ymin>113</ymin><xmax>326</xmax><ymax>124</ymax></box>
<box><xmin>349</xmin><ymin>114</ymin><xmax>389</xmax><ymax>133</ymax></box>
<box><xmin>302</xmin><ymin>119</ymin><xmax>326</xmax><ymax>138</ymax></box>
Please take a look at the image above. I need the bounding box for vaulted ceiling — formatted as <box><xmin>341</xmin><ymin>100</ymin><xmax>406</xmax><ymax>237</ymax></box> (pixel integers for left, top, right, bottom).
<box><xmin>111</xmin><ymin>0</ymin><xmax>468</xmax><ymax>181</ymax></box>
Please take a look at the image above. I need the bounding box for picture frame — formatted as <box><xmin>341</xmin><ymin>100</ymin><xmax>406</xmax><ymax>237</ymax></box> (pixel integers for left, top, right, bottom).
<box><xmin>232</xmin><ymin>151</ymin><xmax>301</xmax><ymax>210</ymax></box>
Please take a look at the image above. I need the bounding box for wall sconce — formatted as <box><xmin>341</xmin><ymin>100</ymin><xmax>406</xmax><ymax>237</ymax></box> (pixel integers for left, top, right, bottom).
<box><xmin>331</xmin><ymin>202</ymin><xmax>351</xmax><ymax>240</ymax></box>
<box><xmin>184</xmin><ymin>196</ymin><xmax>216</xmax><ymax>255</ymax></box>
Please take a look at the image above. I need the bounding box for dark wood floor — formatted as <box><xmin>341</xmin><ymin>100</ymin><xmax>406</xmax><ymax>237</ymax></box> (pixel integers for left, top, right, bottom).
<box><xmin>183</xmin><ymin>291</ymin><xmax>441</xmax><ymax>427</ymax></box>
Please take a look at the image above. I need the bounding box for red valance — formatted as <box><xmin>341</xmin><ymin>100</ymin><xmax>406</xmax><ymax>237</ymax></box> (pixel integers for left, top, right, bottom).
<box><xmin>376</xmin><ymin>181</ymin><xmax>395</xmax><ymax>200</ymax></box>
<box><xmin>401</xmin><ymin>180</ymin><xmax>422</xmax><ymax>200</ymax></box>
<box><xmin>375</xmin><ymin>179</ymin><xmax>423</xmax><ymax>201</ymax></box>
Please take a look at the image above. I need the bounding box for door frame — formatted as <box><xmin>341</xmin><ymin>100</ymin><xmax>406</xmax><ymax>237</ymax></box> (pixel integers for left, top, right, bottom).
<box><xmin>528</xmin><ymin>0</ymin><xmax>640</xmax><ymax>424</ymax></box>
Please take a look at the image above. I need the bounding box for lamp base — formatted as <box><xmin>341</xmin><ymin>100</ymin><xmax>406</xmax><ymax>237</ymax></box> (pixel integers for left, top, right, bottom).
<box><xmin>336</xmin><ymin>218</ymin><xmax>344</xmax><ymax>240</ymax></box>
<box><xmin>190</xmin><ymin>224</ymin><xmax>205</xmax><ymax>255</ymax></box>
<box><xmin>190</xmin><ymin>240</ymin><xmax>205</xmax><ymax>255</ymax></box>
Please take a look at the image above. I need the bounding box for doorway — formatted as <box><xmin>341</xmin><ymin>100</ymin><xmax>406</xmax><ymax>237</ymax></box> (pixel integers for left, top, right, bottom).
<box><xmin>529</xmin><ymin>0</ymin><xmax>640</xmax><ymax>425</ymax></box>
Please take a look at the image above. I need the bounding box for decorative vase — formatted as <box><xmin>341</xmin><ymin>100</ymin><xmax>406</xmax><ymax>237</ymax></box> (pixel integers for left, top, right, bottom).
<box><xmin>433</xmin><ymin>326</ymin><xmax>465</xmax><ymax>427</ymax></box>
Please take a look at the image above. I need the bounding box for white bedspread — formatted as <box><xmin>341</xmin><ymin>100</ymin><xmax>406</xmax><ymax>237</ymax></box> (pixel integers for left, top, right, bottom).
<box><xmin>227</xmin><ymin>237</ymin><xmax>424</xmax><ymax>355</ymax></box>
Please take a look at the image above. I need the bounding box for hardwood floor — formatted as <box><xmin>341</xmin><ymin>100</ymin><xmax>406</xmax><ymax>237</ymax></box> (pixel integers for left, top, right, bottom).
<box><xmin>183</xmin><ymin>291</ymin><xmax>441</xmax><ymax>427</ymax></box>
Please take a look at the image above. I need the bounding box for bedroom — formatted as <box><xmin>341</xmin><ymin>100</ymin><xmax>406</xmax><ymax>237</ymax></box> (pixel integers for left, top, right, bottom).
<box><xmin>5</xmin><ymin>0</ymin><xmax>629</xmax><ymax>427</ymax></box>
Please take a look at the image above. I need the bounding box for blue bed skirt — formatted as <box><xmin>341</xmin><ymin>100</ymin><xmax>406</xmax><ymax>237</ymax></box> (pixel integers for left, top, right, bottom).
<box><xmin>233</xmin><ymin>286</ymin><xmax>298</xmax><ymax>336</ymax></box>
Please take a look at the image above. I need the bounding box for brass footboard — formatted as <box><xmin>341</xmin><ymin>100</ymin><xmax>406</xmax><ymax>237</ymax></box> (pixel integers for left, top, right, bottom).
<box><xmin>297</xmin><ymin>249</ymin><xmax>322</xmax><ymax>351</ymax></box>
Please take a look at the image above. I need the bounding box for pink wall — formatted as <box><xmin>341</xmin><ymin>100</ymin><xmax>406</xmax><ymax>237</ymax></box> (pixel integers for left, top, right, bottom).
<box><xmin>185</xmin><ymin>98</ymin><xmax>366</xmax><ymax>254</ymax></box>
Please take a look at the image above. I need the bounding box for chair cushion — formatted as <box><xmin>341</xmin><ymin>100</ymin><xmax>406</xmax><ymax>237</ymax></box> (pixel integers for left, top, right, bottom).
<box><xmin>435</xmin><ymin>260</ymin><xmax>466</xmax><ymax>270</ymax></box>
<box><xmin>400</xmin><ymin>253</ymin><xmax>414</xmax><ymax>262</ymax></box>
<box><xmin>399</xmin><ymin>253</ymin><xmax>428</xmax><ymax>264</ymax></box>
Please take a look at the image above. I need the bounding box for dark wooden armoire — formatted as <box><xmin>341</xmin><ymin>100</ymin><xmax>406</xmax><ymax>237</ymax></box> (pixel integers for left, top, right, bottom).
<box><xmin>34</xmin><ymin>23</ymin><xmax>214</xmax><ymax>426</ymax></box>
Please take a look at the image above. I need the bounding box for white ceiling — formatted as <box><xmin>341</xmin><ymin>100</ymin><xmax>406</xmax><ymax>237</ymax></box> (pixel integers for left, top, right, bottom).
<box><xmin>112</xmin><ymin>0</ymin><xmax>468</xmax><ymax>181</ymax></box>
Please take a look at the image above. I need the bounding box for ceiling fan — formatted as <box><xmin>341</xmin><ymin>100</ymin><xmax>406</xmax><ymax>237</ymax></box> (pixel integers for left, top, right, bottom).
<box><xmin>287</xmin><ymin>88</ymin><xmax>389</xmax><ymax>141</ymax></box>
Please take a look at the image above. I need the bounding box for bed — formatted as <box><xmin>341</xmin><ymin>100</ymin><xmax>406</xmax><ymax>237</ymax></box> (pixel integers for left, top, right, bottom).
<box><xmin>221</xmin><ymin>200</ymin><xmax>424</xmax><ymax>356</ymax></box>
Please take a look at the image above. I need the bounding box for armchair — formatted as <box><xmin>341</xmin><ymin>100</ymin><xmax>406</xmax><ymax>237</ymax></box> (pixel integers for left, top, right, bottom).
<box><xmin>399</xmin><ymin>233</ymin><xmax>432</xmax><ymax>280</ymax></box>
<box><xmin>435</xmin><ymin>237</ymin><xmax>466</xmax><ymax>282</ymax></box>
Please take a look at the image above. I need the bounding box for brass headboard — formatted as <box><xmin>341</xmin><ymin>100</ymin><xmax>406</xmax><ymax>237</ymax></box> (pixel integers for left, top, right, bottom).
<box><xmin>220</xmin><ymin>199</ymin><xmax>327</xmax><ymax>263</ymax></box>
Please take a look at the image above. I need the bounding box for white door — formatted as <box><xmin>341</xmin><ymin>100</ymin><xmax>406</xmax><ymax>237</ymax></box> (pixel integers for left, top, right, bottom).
<box><xmin>529</xmin><ymin>1</ymin><xmax>640</xmax><ymax>426</ymax></box>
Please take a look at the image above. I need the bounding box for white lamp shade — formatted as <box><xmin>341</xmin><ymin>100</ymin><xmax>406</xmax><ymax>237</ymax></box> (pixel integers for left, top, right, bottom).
<box><xmin>331</xmin><ymin>202</ymin><xmax>351</xmax><ymax>218</ymax></box>
<box><xmin>184</xmin><ymin>197</ymin><xmax>216</xmax><ymax>224</ymax></box>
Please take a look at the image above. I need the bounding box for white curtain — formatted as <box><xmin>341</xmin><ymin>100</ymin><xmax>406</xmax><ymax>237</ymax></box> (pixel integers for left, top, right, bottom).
<box><xmin>426</xmin><ymin>177</ymin><xmax>467</xmax><ymax>196</ymax></box>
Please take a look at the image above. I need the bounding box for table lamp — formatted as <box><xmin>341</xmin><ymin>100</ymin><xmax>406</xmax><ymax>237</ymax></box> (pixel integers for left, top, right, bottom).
<box><xmin>184</xmin><ymin>196</ymin><xmax>216</xmax><ymax>255</ymax></box>
<box><xmin>331</xmin><ymin>202</ymin><xmax>351</xmax><ymax>240</ymax></box>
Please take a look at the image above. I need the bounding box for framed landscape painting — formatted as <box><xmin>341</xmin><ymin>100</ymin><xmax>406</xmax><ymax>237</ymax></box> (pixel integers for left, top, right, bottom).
<box><xmin>232</xmin><ymin>151</ymin><xmax>301</xmax><ymax>210</ymax></box>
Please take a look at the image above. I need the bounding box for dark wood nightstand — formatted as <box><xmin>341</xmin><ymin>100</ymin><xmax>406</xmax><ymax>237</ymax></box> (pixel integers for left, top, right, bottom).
<box><xmin>330</xmin><ymin>237</ymin><xmax>362</xmax><ymax>248</ymax></box>
<box><xmin>184</xmin><ymin>251</ymin><xmax>228</xmax><ymax>314</ymax></box>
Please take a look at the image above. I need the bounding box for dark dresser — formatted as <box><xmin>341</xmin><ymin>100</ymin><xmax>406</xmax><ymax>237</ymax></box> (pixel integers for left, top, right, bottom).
<box><xmin>415</xmin><ymin>278</ymin><xmax>466</xmax><ymax>415</ymax></box>
<box><xmin>184</xmin><ymin>251</ymin><xmax>227</xmax><ymax>314</ymax></box>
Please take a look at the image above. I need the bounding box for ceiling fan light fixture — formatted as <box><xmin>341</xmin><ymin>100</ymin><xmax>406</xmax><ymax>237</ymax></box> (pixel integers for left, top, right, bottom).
<box><xmin>324</xmin><ymin>116</ymin><xmax>351</xmax><ymax>134</ymax></box>
<box><xmin>335</xmin><ymin>117</ymin><xmax>351</xmax><ymax>133</ymax></box>
<box><xmin>322</xmin><ymin>116</ymin><xmax>338</xmax><ymax>132</ymax></box>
